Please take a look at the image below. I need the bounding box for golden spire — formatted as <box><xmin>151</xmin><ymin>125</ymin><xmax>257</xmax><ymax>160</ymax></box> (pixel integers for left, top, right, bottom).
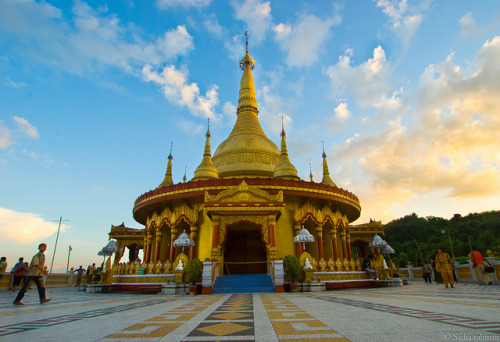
<box><xmin>309</xmin><ymin>163</ymin><xmax>314</xmax><ymax>182</ymax></box>
<box><xmin>159</xmin><ymin>142</ymin><xmax>174</xmax><ymax>188</ymax></box>
<box><xmin>193</xmin><ymin>119</ymin><xmax>219</xmax><ymax>180</ymax></box>
<box><xmin>273</xmin><ymin>117</ymin><xmax>299</xmax><ymax>180</ymax></box>
<box><xmin>212</xmin><ymin>32</ymin><xmax>280</xmax><ymax>178</ymax></box>
<box><xmin>321</xmin><ymin>142</ymin><xmax>336</xmax><ymax>187</ymax></box>
<box><xmin>183</xmin><ymin>166</ymin><xmax>187</xmax><ymax>183</ymax></box>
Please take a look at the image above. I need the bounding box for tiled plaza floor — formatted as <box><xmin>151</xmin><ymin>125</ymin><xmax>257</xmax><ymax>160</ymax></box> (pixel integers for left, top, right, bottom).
<box><xmin>1</xmin><ymin>281</ymin><xmax>499</xmax><ymax>341</ymax></box>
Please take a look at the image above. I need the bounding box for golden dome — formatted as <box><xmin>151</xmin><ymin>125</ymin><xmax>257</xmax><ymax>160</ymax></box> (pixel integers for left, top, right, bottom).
<box><xmin>212</xmin><ymin>34</ymin><xmax>280</xmax><ymax>178</ymax></box>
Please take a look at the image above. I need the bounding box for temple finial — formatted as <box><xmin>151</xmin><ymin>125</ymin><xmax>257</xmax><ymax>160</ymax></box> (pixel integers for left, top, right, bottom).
<box><xmin>245</xmin><ymin>31</ymin><xmax>248</xmax><ymax>53</ymax></box>
<box><xmin>183</xmin><ymin>166</ymin><xmax>187</xmax><ymax>183</ymax></box>
<box><xmin>309</xmin><ymin>163</ymin><xmax>314</xmax><ymax>182</ymax></box>
<box><xmin>159</xmin><ymin>141</ymin><xmax>174</xmax><ymax>187</ymax></box>
<box><xmin>280</xmin><ymin>116</ymin><xmax>285</xmax><ymax>137</ymax></box>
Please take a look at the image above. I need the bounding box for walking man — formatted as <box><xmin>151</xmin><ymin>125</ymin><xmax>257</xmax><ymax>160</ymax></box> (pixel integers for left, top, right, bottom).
<box><xmin>13</xmin><ymin>243</ymin><xmax>52</xmax><ymax>305</ymax></box>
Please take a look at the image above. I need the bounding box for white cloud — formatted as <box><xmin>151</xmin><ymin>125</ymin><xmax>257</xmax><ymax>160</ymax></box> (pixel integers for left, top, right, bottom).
<box><xmin>375</xmin><ymin>0</ymin><xmax>428</xmax><ymax>48</ymax></box>
<box><xmin>325</xmin><ymin>46</ymin><xmax>391</xmax><ymax>107</ymax></box>
<box><xmin>5</xmin><ymin>77</ymin><xmax>26</xmax><ymax>89</ymax></box>
<box><xmin>232</xmin><ymin>0</ymin><xmax>272</xmax><ymax>44</ymax></box>
<box><xmin>225</xmin><ymin>34</ymin><xmax>246</xmax><ymax>61</ymax></box>
<box><xmin>142</xmin><ymin>65</ymin><xmax>220</xmax><ymax>119</ymax></box>
<box><xmin>222</xmin><ymin>101</ymin><xmax>237</xmax><ymax>126</ymax></box>
<box><xmin>0</xmin><ymin>117</ymin><xmax>39</xmax><ymax>149</ymax></box>
<box><xmin>0</xmin><ymin>208</ymin><xmax>69</xmax><ymax>244</ymax></box>
<box><xmin>459</xmin><ymin>12</ymin><xmax>479</xmax><ymax>37</ymax></box>
<box><xmin>0</xmin><ymin>120</ymin><xmax>13</xmax><ymax>148</ymax></box>
<box><xmin>13</xmin><ymin>116</ymin><xmax>39</xmax><ymax>139</ymax></box>
<box><xmin>155</xmin><ymin>26</ymin><xmax>194</xmax><ymax>61</ymax></box>
<box><xmin>273</xmin><ymin>14</ymin><xmax>336</xmax><ymax>67</ymax></box>
<box><xmin>203</xmin><ymin>14</ymin><xmax>224</xmax><ymax>37</ymax></box>
<box><xmin>257</xmin><ymin>85</ymin><xmax>292</xmax><ymax>137</ymax></box>
<box><xmin>0</xmin><ymin>0</ymin><xmax>194</xmax><ymax>74</ymax></box>
<box><xmin>157</xmin><ymin>0</ymin><xmax>211</xmax><ymax>9</ymax></box>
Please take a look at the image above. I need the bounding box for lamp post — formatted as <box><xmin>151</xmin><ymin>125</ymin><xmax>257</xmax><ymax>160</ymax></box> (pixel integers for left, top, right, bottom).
<box><xmin>50</xmin><ymin>216</ymin><xmax>69</xmax><ymax>273</ymax></box>
<box><xmin>441</xmin><ymin>229</ymin><xmax>454</xmax><ymax>258</ymax></box>
<box><xmin>66</xmin><ymin>245</ymin><xmax>72</xmax><ymax>273</ymax></box>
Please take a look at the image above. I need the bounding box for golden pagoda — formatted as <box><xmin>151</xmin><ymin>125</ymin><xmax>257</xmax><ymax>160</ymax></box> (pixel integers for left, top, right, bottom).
<box><xmin>109</xmin><ymin>33</ymin><xmax>386</xmax><ymax>292</ymax></box>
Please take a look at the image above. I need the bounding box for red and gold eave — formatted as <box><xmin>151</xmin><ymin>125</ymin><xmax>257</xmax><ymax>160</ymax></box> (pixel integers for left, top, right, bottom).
<box><xmin>133</xmin><ymin>177</ymin><xmax>361</xmax><ymax>225</ymax></box>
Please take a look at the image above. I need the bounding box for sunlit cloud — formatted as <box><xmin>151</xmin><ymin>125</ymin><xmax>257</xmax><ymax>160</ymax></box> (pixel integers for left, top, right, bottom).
<box><xmin>329</xmin><ymin>35</ymin><xmax>500</xmax><ymax>222</ymax></box>
<box><xmin>0</xmin><ymin>208</ymin><xmax>70</xmax><ymax>244</ymax></box>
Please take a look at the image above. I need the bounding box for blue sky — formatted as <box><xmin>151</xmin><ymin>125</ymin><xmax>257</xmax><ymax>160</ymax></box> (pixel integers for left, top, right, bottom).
<box><xmin>1</xmin><ymin>0</ymin><xmax>499</xmax><ymax>271</ymax></box>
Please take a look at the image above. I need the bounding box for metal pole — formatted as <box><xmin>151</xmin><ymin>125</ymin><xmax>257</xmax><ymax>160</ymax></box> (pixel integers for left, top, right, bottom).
<box><xmin>66</xmin><ymin>245</ymin><xmax>72</xmax><ymax>273</ymax></box>
<box><xmin>447</xmin><ymin>229</ymin><xmax>454</xmax><ymax>259</ymax></box>
<box><xmin>50</xmin><ymin>216</ymin><xmax>62</xmax><ymax>274</ymax></box>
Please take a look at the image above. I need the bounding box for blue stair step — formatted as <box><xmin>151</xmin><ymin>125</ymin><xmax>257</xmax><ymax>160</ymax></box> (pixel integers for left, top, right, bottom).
<box><xmin>212</xmin><ymin>274</ymin><xmax>275</xmax><ymax>294</ymax></box>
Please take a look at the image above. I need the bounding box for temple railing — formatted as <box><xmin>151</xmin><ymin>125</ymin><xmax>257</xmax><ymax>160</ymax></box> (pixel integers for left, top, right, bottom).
<box><xmin>400</xmin><ymin>257</ymin><xmax>499</xmax><ymax>285</ymax></box>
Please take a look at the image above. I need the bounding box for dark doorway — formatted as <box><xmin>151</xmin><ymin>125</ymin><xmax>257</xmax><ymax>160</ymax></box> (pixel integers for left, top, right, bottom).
<box><xmin>224</xmin><ymin>224</ymin><xmax>267</xmax><ymax>274</ymax></box>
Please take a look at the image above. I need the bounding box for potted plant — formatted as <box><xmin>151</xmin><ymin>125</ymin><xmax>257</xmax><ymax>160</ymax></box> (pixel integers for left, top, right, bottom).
<box><xmin>183</xmin><ymin>258</ymin><xmax>203</xmax><ymax>295</ymax></box>
<box><xmin>283</xmin><ymin>255</ymin><xmax>303</xmax><ymax>292</ymax></box>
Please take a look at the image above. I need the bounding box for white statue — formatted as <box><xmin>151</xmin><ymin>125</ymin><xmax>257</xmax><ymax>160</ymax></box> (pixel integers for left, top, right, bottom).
<box><xmin>304</xmin><ymin>258</ymin><xmax>313</xmax><ymax>270</ymax></box>
<box><xmin>175</xmin><ymin>259</ymin><xmax>184</xmax><ymax>271</ymax></box>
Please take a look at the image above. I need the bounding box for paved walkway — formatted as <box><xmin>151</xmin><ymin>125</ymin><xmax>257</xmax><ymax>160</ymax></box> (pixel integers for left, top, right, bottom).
<box><xmin>1</xmin><ymin>282</ymin><xmax>499</xmax><ymax>341</ymax></box>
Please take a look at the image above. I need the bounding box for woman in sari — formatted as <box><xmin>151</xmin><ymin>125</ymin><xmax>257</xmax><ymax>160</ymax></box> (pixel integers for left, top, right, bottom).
<box><xmin>435</xmin><ymin>247</ymin><xmax>454</xmax><ymax>288</ymax></box>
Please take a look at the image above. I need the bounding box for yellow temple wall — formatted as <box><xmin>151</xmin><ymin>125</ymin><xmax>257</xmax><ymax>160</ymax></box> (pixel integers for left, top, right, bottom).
<box><xmin>197</xmin><ymin>212</ymin><xmax>213</xmax><ymax>261</ymax></box>
<box><xmin>275</xmin><ymin>206</ymin><xmax>296</xmax><ymax>259</ymax></box>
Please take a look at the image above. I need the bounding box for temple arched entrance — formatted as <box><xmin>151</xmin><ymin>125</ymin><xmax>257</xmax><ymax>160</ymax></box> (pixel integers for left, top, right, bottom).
<box><xmin>223</xmin><ymin>222</ymin><xmax>267</xmax><ymax>274</ymax></box>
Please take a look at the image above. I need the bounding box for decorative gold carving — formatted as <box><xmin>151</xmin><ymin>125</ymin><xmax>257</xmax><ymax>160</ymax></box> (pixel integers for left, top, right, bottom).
<box><xmin>335</xmin><ymin>259</ymin><xmax>343</xmax><ymax>271</ymax></box>
<box><xmin>146</xmin><ymin>203</ymin><xmax>200</xmax><ymax>230</ymax></box>
<box><xmin>342</xmin><ymin>258</ymin><xmax>350</xmax><ymax>271</ymax></box>
<box><xmin>154</xmin><ymin>261</ymin><xmax>163</xmax><ymax>274</ymax></box>
<box><xmin>163</xmin><ymin>260</ymin><xmax>172</xmax><ymax>273</ymax></box>
<box><xmin>327</xmin><ymin>258</ymin><xmax>335</xmax><ymax>271</ymax></box>
<box><xmin>294</xmin><ymin>200</ymin><xmax>320</xmax><ymax>224</ymax></box>
<box><xmin>313</xmin><ymin>272</ymin><xmax>372</xmax><ymax>281</ymax></box>
<box><xmin>218</xmin><ymin>215</ymin><xmax>271</xmax><ymax>245</ymax></box>
<box><xmin>146</xmin><ymin>262</ymin><xmax>154</xmax><ymax>274</ymax></box>
<box><xmin>349</xmin><ymin>258</ymin><xmax>356</xmax><ymax>271</ymax></box>
<box><xmin>319</xmin><ymin>258</ymin><xmax>327</xmax><ymax>271</ymax></box>
<box><xmin>205</xmin><ymin>181</ymin><xmax>283</xmax><ymax>204</ymax></box>
<box><xmin>134</xmin><ymin>262</ymin><xmax>141</xmax><ymax>274</ymax></box>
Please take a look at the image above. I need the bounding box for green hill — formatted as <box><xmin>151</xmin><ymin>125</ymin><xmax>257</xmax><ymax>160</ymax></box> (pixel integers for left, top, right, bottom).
<box><xmin>383</xmin><ymin>211</ymin><xmax>500</xmax><ymax>267</ymax></box>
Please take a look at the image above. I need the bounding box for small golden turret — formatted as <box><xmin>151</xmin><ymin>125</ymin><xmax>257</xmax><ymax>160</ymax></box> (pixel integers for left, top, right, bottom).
<box><xmin>273</xmin><ymin>118</ymin><xmax>300</xmax><ymax>180</ymax></box>
<box><xmin>309</xmin><ymin>163</ymin><xmax>314</xmax><ymax>182</ymax></box>
<box><xmin>321</xmin><ymin>143</ymin><xmax>336</xmax><ymax>187</ymax></box>
<box><xmin>193</xmin><ymin>120</ymin><xmax>219</xmax><ymax>180</ymax></box>
<box><xmin>159</xmin><ymin>142</ymin><xmax>174</xmax><ymax>188</ymax></box>
<box><xmin>183</xmin><ymin>166</ymin><xmax>187</xmax><ymax>183</ymax></box>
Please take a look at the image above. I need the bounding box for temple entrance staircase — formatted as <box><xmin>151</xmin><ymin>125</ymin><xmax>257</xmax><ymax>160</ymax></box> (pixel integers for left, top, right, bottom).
<box><xmin>212</xmin><ymin>274</ymin><xmax>275</xmax><ymax>294</ymax></box>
